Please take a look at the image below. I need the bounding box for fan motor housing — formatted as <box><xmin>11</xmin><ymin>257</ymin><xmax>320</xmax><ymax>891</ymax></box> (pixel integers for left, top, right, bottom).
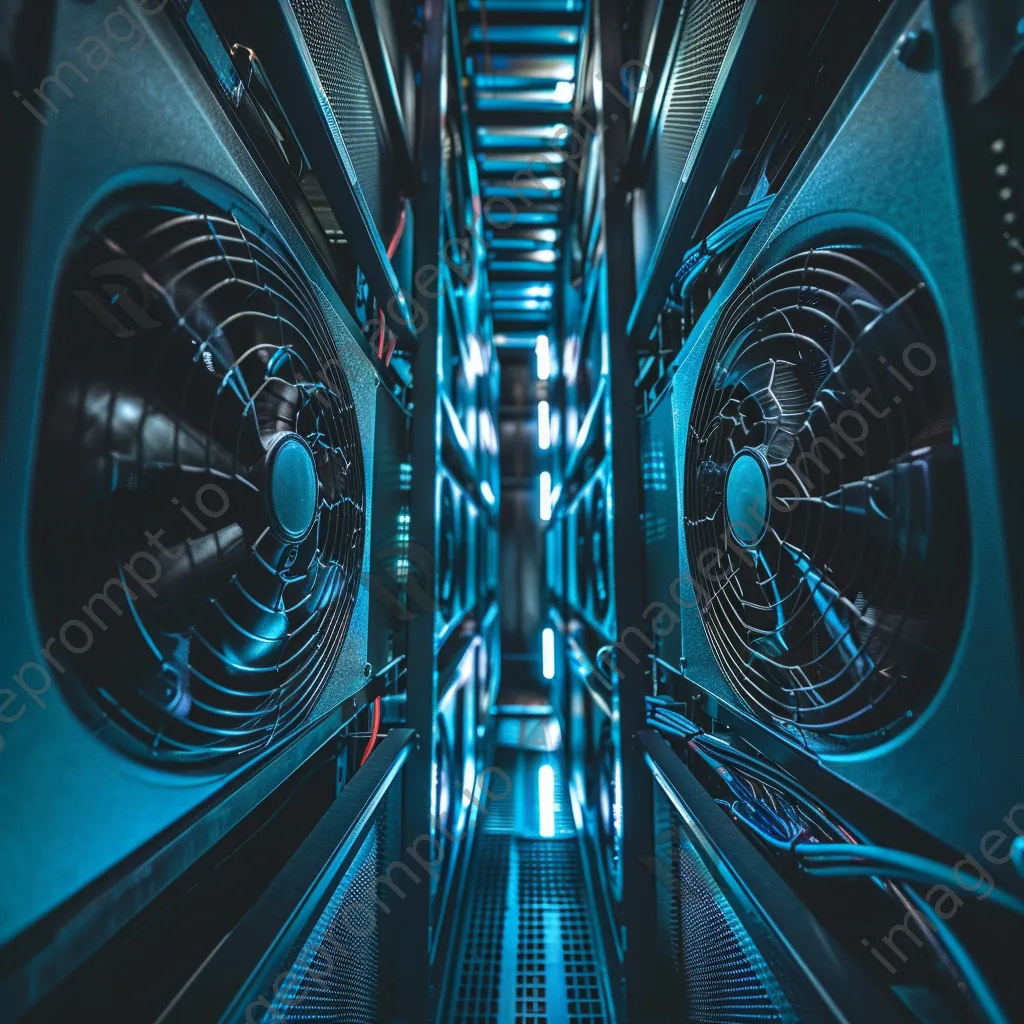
<box><xmin>263</xmin><ymin>433</ymin><xmax>320</xmax><ymax>544</ymax></box>
<box><xmin>724</xmin><ymin>449</ymin><xmax>770</xmax><ymax>548</ymax></box>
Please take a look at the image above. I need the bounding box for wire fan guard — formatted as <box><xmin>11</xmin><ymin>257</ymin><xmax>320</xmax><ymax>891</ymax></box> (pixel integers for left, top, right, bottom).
<box><xmin>684</xmin><ymin>245</ymin><xmax>967</xmax><ymax>744</ymax></box>
<box><xmin>32</xmin><ymin>186</ymin><xmax>366</xmax><ymax>767</ymax></box>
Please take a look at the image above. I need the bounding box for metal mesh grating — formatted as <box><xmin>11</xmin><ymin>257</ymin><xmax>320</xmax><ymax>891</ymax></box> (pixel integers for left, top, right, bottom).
<box><xmin>672</xmin><ymin>835</ymin><xmax>792</xmax><ymax>1023</ymax></box>
<box><xmin>451</xmin><ymin>835</ymin><xmax>511</xmax><ymax>1024</ymax></box>
<box><xmin>267</xmin><ymin>812</ymin><xmax>385</xmax><ymax>1022</ymax></box>
<box><xmin>450</xmin><ymin>837</ymin><xmax>611</xmax><ymax>1024</ymax></box>
<box><xmin>518</xmin><ymin>842</ymin><xmax>608</xmax><ymax>1023</ymax></box>
<box><xmin>289</xmin><ymin>0</ymin><xmax>396</xmax><ymax>236</ymax></box>
<box><xmin>481</xmin><ymin>784</ymin><xmax>518</xmax><ymax>834</ymax></box>
<box><xmin>448</xmin><ymin>727</ymin><xmax>612</xmax><ymax>1023</ymax></box>
<box><xmin>640</xmin><ymin>0</ymin><xmax>746</xmax><ymax>279</ymax></box>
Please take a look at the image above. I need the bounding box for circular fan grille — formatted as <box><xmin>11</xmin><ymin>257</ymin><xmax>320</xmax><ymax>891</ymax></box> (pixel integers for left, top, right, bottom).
<box><xmin>434</xmin><ymin>713</ymin><xmax>455</xmax><ymax>840</ymax></box>
<box><xmin>684</xmin><ymin>245</ymin><xmax>967</xmax><ymax>743</ymax></box>
<box><xmin>434</xmin><ymin>687</ymin><xmax>467</xmax><ymax>852</ymax></box>
<box><xmin>32</xmin><ymin>186</ymin><xmax>366</xmax><ymax>767</ymax></box>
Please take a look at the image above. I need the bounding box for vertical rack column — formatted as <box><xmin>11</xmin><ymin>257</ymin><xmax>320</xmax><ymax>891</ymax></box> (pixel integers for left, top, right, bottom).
<box><xmin>402</xmin><ymin>0</ymin><xmax>448</xmax><ymax>1018</ymax></box>
<box><xmin>592</xmin><ymin>0</ymin><xmax>661</xmax><ymax>1018</ymax></box>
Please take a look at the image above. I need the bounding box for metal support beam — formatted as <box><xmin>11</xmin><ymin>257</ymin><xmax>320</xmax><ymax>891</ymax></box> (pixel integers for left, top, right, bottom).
<box><xmin>593</xmin><ymin>0</ymin><xmax>661</xmax><ymax>1018</ymax></box>
<box><xmin>402</xmin><ymin>0</ymin><xmax>448</xmax><ymax>1018</ymax></box>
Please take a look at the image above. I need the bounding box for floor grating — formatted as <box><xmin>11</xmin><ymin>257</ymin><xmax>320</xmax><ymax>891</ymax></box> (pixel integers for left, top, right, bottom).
<box><xmin>445</xmin><ymin>718</ymin><xmax>613</xmax><ymax>1023</ymax></box>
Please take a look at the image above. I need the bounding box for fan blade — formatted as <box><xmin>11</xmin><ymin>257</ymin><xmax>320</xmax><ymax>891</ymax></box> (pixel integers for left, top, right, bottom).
<box><xmin>689</xmin><ymin>458</ymin><xmax>727</xmax><ymax>524</ymax></box>
<box><xmin>298</xmin><ymin>559</ymin><xmax>346</xmax><ymax>617</ymax></box>
<box><xmin>762</xmin><ymin>360</ymin><xmax>806</xmax><ymax>463</ymax></box>
<box><xmin>743</xmin><ymin>550</ymin><xmax>790</xmax><ymax>660</ymax></box>
<box><xmin>144</xmin><ymin>523</ymin><xmax>249</xmax><ymax>633</ymax></box>
<box><xmin>777</xmin><ymin>447</ymin><xmax>961</xmax><ymax>607</ymax></box>
<box><xmin>253</xmin><ymin>374</ymin><xmax>303</xmax><ymax>442</ymax></box>
<box><xmin>193</xmin><ymin>533</ymin><xmax>298</xmax><ymax>672</ymax></box>
<box><xmin>47</xmin><ymin>381</ymin><xmax>242</xmax><ymax>498</ymax></box>
<box><xmin>781</xmin><ymin>541</ymin><xmax>876</xmax><ymax>685</ymax></box>
<box><xmin>311</xmin><ymin>432</ymin><xmax>360</xmax><ymax>511</ymax></box>
<box><xmin>731</xmin><ymin>358</ymin><xmax>808</xmax><ymax>462</ymax></box>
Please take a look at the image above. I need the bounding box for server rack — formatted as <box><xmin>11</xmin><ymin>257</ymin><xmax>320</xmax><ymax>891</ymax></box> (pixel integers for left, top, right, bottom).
<box><xmin>403</xmin><ymin>1</ymin><xmax>502</xmax><ymax>1019</ymax></box>
<box><xmin>0</xmin><ymin>0</ymin><xmax>497</xmax><ymax>1019</ymax></box>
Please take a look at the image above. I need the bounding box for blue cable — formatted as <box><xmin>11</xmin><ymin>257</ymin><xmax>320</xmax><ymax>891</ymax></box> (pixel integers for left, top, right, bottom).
<box><xmin>904</xmin><ymin>889</ymin><xmax>1012</xmax><ymax>1024</ymax></box>
<box><xmin>797</xmin><ymin>845</ymin><xmax>1024</xmax><ymax>918</ymax></box>
<box><xmin>669</xmin><ymin>195</ymin><xmax>776</xmax><ymax>304</ymax></box>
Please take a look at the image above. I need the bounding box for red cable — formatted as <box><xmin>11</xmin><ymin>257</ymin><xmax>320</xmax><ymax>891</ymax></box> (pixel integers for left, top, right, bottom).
<box><xmin>387</xmin><ymin>202</ymin><xmax>407</xmax><ymax>259</ymax></box>
<box><xmin>377</xmin><ymin>312</ymin><xmax>397</xmax><ymax>366</ymax></box>
<box><xmin>359</xmin><ymin>696</ymin><xmax>382</xmax><ymax>767</ymax></box>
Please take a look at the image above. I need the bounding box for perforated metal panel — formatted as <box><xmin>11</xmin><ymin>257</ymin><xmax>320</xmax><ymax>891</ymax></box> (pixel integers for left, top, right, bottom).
<box><xmin>451</xmin><ymin>835</ymin><xmax>511</xmax><ymax>1023</ymax></box>
<box><xmin>654</xmin><ymin>790</ymin><xmax>794</xmax><ymax>1023</ymax></box>
<box><xmin>289</xmin><ymin>0</ymin><xmax>397</xmax><ymax>236</ymax></box>
<box><xmin>674</xmin><ymin>837</ymin><xmax>790</xmax><ymax>1023</ymax></box>
<box><xmin>637</xmin><ymin>0</ymin><xmax>746</xmax><ymax>281</ymax></box>
<box><xmin>267</xmin><ymin>814</ymin><xmax>385</xmax><ymax>1022</ymax></box>
<box><xmin>446</xmin><ymin>721</ymin><xmax>613</xmax><ymax>1023</ymax></box>
<box><xmin>518</xmin><ymin>842</ymin><xmax>608</xmax><ymax>1023</ymax></box>
<box><xmin>449</xmin><ymin>836</ymin><xmax>611</xmax><ymax>1024</ymax></box>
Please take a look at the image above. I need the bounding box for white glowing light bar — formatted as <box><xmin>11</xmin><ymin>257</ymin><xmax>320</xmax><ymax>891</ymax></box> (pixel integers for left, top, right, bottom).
<box><xmin>542</xmin><ymin>627</ymin><xmax>556</xmax><ymax>679</ymax></box>
<box><xmin>536</xmin><ymin>334</ymin><xmax>551</xmax><ymax>380</ymax></box>
<box><xmin>539</xmin><ymin>763</ymin><xmax>556</xmax><ymax>837</ymax></box>
<box><xmin>540</xmin><ymin>471</ymin><xmax>552</xmax><ymax>520</ymax></box>
<box><xmin>553</xmin><ymin>80</ymin><xmax>575</xmax><ymax>104</ymax></box>
<box><xmin>538</xmin><ymin>400</ymin><xmax>551</xmax><ymax>450</ymax></box>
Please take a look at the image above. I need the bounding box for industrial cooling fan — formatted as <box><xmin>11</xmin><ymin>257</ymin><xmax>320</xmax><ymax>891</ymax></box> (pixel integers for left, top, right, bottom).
<box><xmin>684</xmin><ymin>245</ymin><xmax>967</xmax><ymax>744</ymax></box>
<box><xmin>32</xmin><ymin>187</ymin><xmax>366</xmax><ymax>766</ymax></box>
<box><xmin>434</xmin><ymin>710</ymin><xmax>457</xmax><ymax>842</ymax></box>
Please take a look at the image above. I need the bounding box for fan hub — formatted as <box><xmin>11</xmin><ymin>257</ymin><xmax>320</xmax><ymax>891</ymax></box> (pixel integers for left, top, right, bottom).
<box><xmin>725</xmin><ymin>450</ymin><xmax>770</xmax><ymax>548</ymax></box>
<box><xmin>265</xmin><ymin>433</ymin><xmax>318</xmax><ymax>543</ymax></box>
